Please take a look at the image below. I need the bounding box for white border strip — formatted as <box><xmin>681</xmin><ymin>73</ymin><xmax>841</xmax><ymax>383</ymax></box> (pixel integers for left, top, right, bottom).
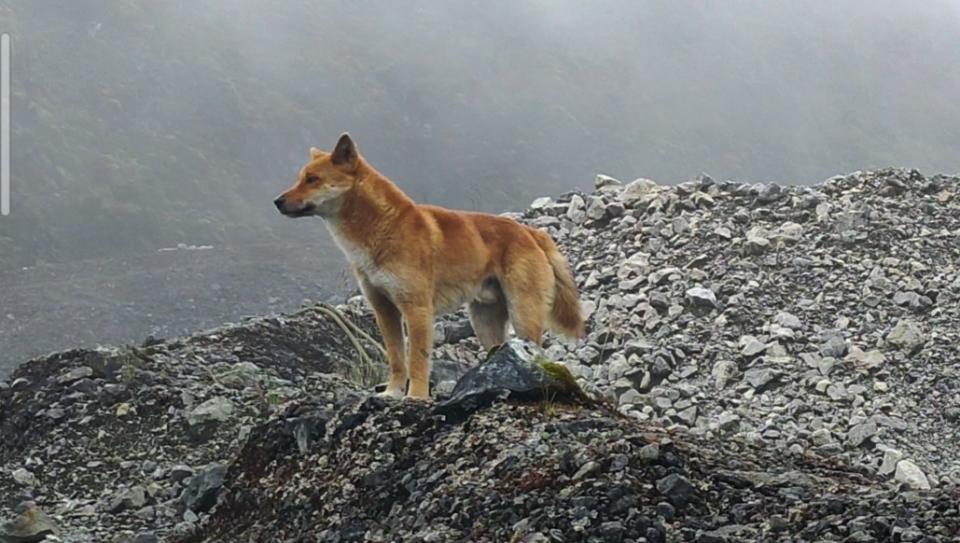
<box><xmin>1</xmin><ymin>34</ymin><xmax>9</xmax><ymax>216</ymax></box>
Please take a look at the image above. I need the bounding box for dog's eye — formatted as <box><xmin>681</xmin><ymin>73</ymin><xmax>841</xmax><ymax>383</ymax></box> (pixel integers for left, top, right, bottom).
<box><xmin>305</xmin><ymin>175</ymin><xmax>320</xmax><ymax>184</ymax></box>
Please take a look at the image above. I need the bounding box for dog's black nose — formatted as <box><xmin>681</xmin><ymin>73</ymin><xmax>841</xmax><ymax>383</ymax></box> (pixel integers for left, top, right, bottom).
<box><xmin>273</xmin><ymin>196</ymin><xmax>285</xmax><ymax>210</ymax></box>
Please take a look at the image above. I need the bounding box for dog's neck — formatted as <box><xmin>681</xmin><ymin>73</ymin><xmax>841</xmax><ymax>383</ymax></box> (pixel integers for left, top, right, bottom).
<box><xmin>324</xmin><ymin>165</ymin><xmax>416</xmax><ymax>252</ymax></box>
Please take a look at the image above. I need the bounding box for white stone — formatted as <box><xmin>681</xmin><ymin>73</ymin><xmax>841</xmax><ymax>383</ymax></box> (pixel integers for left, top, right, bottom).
<box><xmin>618</xmin><ymin>178</ymin><xmax>659</xmax><ymax>206</ymax></box>
<box><xmin>878</xmin><ymin>446</ymin><xmax>903</xmax><ymax>476</ymax></box>
<box><xmin>187</xmin><ymin>397</ymin><xmax>235</xmax><ymax>426</ymax></box>
<box><xmin>894</xmin><ymin>459</ymin><xmax>931</xmax><ymax>490</ymax></box>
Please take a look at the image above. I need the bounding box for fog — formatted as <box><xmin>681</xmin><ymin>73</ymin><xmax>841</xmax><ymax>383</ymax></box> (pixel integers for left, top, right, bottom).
<box><xmin>1</xmin><ymin>0</ymin><xmax>959</xmax><ymax>370</ymax></box>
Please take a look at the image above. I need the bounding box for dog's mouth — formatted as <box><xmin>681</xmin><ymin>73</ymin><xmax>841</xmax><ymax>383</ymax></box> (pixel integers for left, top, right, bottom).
<box><xmin>281</xmin><ymin>203</ymin><xmax>317</xmax><ymax>218</ymax></box>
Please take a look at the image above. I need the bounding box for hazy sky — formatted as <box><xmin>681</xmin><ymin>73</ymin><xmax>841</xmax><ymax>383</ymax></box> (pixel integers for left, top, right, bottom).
<box><xmin>3</xmin><ymin>0</ymin><xmax>960</xmax><ymax>264</ymax></box>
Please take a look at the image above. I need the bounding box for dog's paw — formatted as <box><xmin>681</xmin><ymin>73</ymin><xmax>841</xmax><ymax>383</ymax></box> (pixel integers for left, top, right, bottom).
<box><xmin>375</xmin><ymin>388</ymin><xmax>405</xmax><ymax>400</ymax></box>
<box><xmin>403</xmin><ymin>394</ymin><xmax>434</xmax><ymax>404</ymax></box>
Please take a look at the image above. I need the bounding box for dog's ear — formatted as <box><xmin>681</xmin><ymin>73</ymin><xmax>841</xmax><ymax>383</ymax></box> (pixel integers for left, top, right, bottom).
<box><xmin>331</xmin><ymin>133</ymin><xmax>359</xmax><ymax>169</ymax></box>
<box><xmin>309</xmin><ymin>147</ymin><xmax>325</xmax><ymax>160</ymax></box>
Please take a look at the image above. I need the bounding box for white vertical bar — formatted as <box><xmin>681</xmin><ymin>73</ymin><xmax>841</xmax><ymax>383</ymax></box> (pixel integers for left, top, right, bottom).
<box><xmin>1</xmin><ymin>33</ymin><xmax>9</xmax><ymax>216</ymax></box>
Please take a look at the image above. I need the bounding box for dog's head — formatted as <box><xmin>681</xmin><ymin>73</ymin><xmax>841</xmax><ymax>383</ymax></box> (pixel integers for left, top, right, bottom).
<box><xmin>274</xmin><ymin>133</ymin><xmax>362</xmax><ymax>218</ymax></box>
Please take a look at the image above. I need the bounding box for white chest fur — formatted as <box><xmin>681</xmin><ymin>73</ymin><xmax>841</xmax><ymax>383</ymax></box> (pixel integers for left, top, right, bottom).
<box><xmin>324</xmin><ymin>220</ymin><xmax>399</xmax><ymax>290</ymax></box>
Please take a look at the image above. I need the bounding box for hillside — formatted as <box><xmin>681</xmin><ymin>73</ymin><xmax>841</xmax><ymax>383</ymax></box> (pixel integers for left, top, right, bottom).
<box><xmin>1</xmin><ymin>168</ymin><xmax>959</xmax><ymax>542</ymax></box>
<box><xmin>3</xmin><ymin>1</ymin><xmax>960</xmax><ymax>270</ymax></box>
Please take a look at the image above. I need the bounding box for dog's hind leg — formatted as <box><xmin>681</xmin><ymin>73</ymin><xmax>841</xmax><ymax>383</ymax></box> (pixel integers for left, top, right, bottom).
<box><xmin>468</xmin><ymin>298</ymin><xmax>509</xmax><ymax>351</ymax></box>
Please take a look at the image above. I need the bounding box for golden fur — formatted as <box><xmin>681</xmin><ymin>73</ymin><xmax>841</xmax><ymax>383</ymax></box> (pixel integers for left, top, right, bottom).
<box><xmin>275</xmin><ymin>134</ymin><xmax>584</xmax><ymax>399</ymax></box>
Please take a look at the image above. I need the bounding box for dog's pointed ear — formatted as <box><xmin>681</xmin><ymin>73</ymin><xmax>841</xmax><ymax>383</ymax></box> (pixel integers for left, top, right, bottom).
<box><xmin>309</xmin><ymin>147</ymin><xmax>324</xmax><ymax>160</ymax></box>
<box><xmin>331</xmin><ymin>133</ymin><xmax>359</xmax><ymax>169</ymax></box>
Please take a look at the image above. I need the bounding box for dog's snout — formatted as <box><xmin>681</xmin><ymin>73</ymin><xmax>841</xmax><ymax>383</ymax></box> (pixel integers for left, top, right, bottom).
<box><xmin>273</xmin><ymin>196</ymin><xmax>286</xmax><ymax>211</ymax></box>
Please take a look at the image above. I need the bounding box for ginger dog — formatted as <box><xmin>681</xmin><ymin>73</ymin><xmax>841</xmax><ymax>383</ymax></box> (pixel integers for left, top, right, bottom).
<box><xmin>274</xmin><ymin>134</ymin><xmax>583</xmax><ymax>399</ymax></box>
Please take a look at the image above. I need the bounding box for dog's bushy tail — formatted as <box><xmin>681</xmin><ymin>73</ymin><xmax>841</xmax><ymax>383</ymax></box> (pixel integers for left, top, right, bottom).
<box><xmin>531</xmin><ymin>228</ymin><xmax>585</xmax><ymax>339</ymax></box>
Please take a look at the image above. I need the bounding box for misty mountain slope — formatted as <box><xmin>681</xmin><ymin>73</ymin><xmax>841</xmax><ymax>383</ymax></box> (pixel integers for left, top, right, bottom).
<box><xmin>0</xmin><ymin>238</ymin><xmax>350</xmax><ymax>377</ymax></box>
<box><xmin>2</xmin><ymin>168</ymin><xmax>959</xmax><ymax>542</ymax></box>
<box><xmin>3</xmin><ymin>0</ymin><xmax>960</xmax><ymax>271</ymax></box>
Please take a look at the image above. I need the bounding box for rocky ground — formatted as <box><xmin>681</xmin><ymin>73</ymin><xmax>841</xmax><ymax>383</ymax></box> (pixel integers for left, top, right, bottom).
<box><xmin>2</xmin><ymin>168</ymin><xmax>960</xmax><ymax>542</ymax></box>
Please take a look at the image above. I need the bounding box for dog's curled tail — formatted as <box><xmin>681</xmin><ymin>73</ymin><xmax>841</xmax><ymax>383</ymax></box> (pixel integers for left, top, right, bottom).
<box><xmin>532</xmin><ymin>229</ymin><xmax>585</xmax><ymax>339</ymax></box>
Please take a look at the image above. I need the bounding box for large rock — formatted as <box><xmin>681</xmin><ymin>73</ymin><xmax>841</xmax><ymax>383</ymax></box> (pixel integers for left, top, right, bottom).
<box><xmin>436</xmin><ymin>339</ymin><xmax>589</xmax><ymax>416</ymax></box>
<box><xmin>685</xmin><ymin>287</ymin><xmax>718</xmax><ymax>309</ymax></box>
<box><xmin>0</xmin><ymin>502</ymin><xmax>59</xmax><ymax>543</ymax></box>
<box><xmin>105</xmin><ymin>485</ymin><xmax>147</xmax><ymax>513</ymax></box>
<box><xmin>181</xmin><ymin>463</ymin><xmax>227</xmax><ymax>513</ymax></box>
<box><xmin>56</xmin><ymin>366</ymin><xmax>93</xmax><ymax>385</ymax></box>
<box><xmin>711</xmin><ymin>360</ymin><xmax>739</xmax><ymax>390</ymax></box>
<box><xmin>894</xmin><ymin>459</ymin><xmax>931</xmax><ymax>490</ymax></box>
<box><xmin>594</xmin><ymin>174</ymin><xmax>621</xmax><ymax>189</ymax></box>
<box><xmin>187</xmin><ymin>397</ymin><xmax>235</xmax><ymax>426</ymax></box>
<box><xmin>586</xmin><ymin>196</ymin><xmax>608</xmax><ymax>220</ymax></box>
<box><xmin>845</xmin><ymin>421</ymin><xmax>877</xmax><ymax>448</ymax></box>
<box><xmin>566</xmin><ymin>195</ymin><xmax>587</xmax><ymax>224</ymax></box>
<box><xmin>618</xmin><ymin>178</ymin><xmax>659</xmax><ymax>206</ymax></box>
<box><xmin>743</xmin><ymin>367</ymin><xmax>780</xmax><ymax>390</ymax></box>
<box><xmin>10</xmin><ymin>468</ymin><xmax>36</xmax><ymax>488</ymax></box>
<box><xmin>819</xmin><ymin>332</ymin><xmax>849</xmax><ymax>358</ymax></box>
<box><xmin>773</xmin><ymin>311</ymin><xmax>802</xmax><ymax>330</ymax></box>
<box><xmin>886</xmin><ymin>319</ymin><xmax>926</xmax><ymax>352</ymax></box>
<box><xmin>739</xmin><ymin>336</ymin><xmax>768</xmax><ymax>358</ymax></box>
<box><xmin>655</xmin><ymin>473</ymin><xmax>696</xmax><ymax>507</ymax></box>
<box><xmin>878</xmin><ymin>446</ymin><xmax>903</xmax><ymax>476</ymax></box>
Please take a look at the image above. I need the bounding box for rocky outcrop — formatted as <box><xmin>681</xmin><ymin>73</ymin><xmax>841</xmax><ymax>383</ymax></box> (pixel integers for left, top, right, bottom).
<box><xmin>515</xmin><ymin>168</ymin><xmax>960</xmax><ymax>494</ymax></box>
<box><xmin>2</xmin><ymin>168</ymin><xmax>960</xmax><ymax>541</ymax></box>
<box><xmin>181</xmin><ymin>389</ymin><xmax>959</xmax><ymax>542</ymax></box>
<box><xmin>0</xmin><ymin>307</ymin><xmax>374</xmax><ymax>542</ymax></box>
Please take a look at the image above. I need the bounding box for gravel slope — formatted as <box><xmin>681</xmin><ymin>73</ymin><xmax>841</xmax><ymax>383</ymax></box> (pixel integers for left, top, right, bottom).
<box><xmin>2</xmin><ymin>168</ymin><xmax>959</xmax><ymax>542</ymax></box>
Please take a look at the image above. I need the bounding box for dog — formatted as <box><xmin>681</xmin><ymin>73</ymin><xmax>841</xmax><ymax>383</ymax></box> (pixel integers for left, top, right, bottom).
<box><xmin>274</xmin><ymin>133</ymin><xmax>584</xmax><ymax>399</ymax></box>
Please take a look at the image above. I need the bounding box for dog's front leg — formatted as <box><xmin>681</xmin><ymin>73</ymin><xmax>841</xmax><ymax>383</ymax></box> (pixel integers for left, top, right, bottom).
<box><xmin>401</xmin><ymin>302</ymin><xmax>434</xmax><ymax>399</ymax></box>
<box><xmin>362</xmin><ymin>283</ymin><xmax>407</xmax><ymax>398</ymax></box>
